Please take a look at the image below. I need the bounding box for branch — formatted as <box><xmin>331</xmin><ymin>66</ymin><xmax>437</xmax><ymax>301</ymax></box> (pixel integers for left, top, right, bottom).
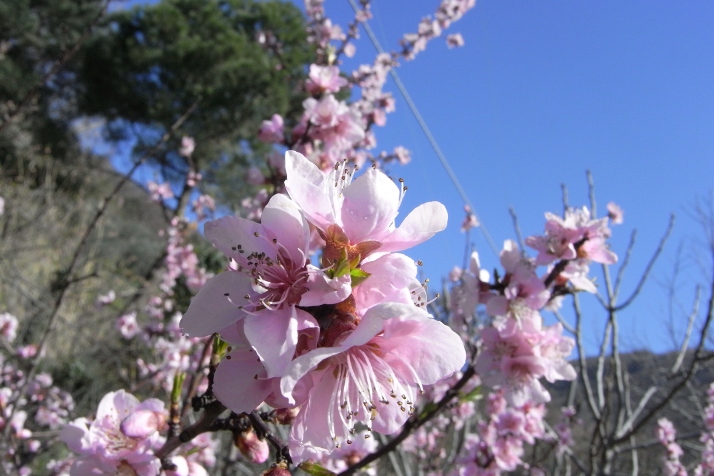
<box><xmin>613</xmin><ymin>215</ymin><xmax>675</xmax><ymax>311</ymax></box>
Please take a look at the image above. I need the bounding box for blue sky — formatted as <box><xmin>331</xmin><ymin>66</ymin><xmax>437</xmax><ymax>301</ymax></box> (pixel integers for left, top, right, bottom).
<box><xmin>312</xmin><ymin>0</ymin><xmax>714</xmax><ymax>354</ymax></box>
<box><xmin>106</xmin><ymin>0</ymin><xmax>714</xmax><ymax>355</ymax></box>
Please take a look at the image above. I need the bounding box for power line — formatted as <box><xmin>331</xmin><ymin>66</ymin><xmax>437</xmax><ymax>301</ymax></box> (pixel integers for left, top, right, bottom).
<box><xmin>347</xmin><ymin>0</ymin><xmax>499</xmax><ymax>257</ymax></box>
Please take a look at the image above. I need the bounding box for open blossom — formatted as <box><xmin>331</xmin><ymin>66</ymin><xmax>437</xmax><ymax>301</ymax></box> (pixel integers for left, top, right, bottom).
<box><xmin>280</xmin><ymin>303</ymin><xmax>465</xmax><ymax>463</ymax></box>
<box><xmin>181</xmin><ymin>193</ymin><xmax>351</xmax><ymax>377</ymax></box>
<box><xmin>476</xmin><ymin>314</ymin><xmax>575</xmax><ymax>407</ymax></box>
<box><xmin>526</xmin><ymin>207</ymin><xmax>616</xmax><ymax>266</ymax></box>
<box><xmin>486</xmin><ymin>240</ymin><xmax>549</xmax><ymax>322</ymax></box>
<box><xmin>60</xmin><ymin>390</ymin><xmax>164</xmax><ymax>476</ymax></box>
<box><xmin>284</xmin><ymin>150</ymin><xmax>448</xmax><ymax>264</ymax></box>
<box><xmin>306</xmin><ymin>64</ymin><xmax>348</xmax><ymax>94</ymax></box>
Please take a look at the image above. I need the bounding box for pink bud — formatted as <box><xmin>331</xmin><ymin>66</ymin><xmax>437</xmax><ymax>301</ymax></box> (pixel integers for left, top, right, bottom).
<box><xmin>235</xmin><ymin>429</ymin><xmax>269</xmax><ymax>464</ymax></box>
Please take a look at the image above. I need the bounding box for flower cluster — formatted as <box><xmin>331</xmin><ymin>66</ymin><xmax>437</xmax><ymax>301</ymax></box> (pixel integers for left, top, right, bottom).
<box><xmin>657</xmin><ymin>418</ymin><xmax>687</xmax><ymax>476</ymax></box>
<box><xmin>0</xmin><ymin>313</ymin><xmax>75</xmax><ymax>476</ymax></box>
<box><xmin>180</xmin><ymin>151</ymin><xmax>466</xmax><ymax>463</ymax></box>
<box><xmin>453</xmin><ymin>390</ymin><xmax>548</xmax><ymax>475</ymax></box>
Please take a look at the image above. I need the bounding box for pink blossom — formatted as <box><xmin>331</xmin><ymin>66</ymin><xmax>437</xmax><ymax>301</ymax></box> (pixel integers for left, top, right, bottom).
<box><xmin>607</xmin><ymin>202</ymin><xmax>624</xmax><ymax>224</ymax></box>
<box><xmin>526</xmin><ymin>207</ymin><xmax>616</xmax><ymax>266</ymax></box>
<box><xmin>94</xmin><ymin>290</ymin><xmax>115</xmax><ymax>309</ymax></box>
<box><xmin>306</xmin><ymin>64</ymin><xmax>348</xmax><ymax>95</ymax></box>
<box><xmin>147</xmin><ymin>181</ymin><xmax>174</xmax><ymax>202</ymax></box>
<box><xmin>186</xmin><ymin>171</ymin><xmax>202</xmax><ymax>187</ymax></box>
<box><xmin>461</xmin><ymin>204</ymin><xmax>479</xmax><ymax>231</ymax></box>
<box><xmin>284</xmin><ymin>151</ymin><xmax>448</xmax><ymax>263</ymax></box>
<box><xmin>115</xmin><ymin>312</ymin><xmax>140</xmax><ymax>339</ymax></box>
<box><xmin>178</xmin><ymin>136</ymin><xmax>195</xmax><ymax>157</ymax></box>
<box><xmin>60</xmin><ymin>390</ymin><xmax>164</xmax><ymax>476</ymax></box>
<box><xmin>446</xmin><ymin>33</ymin><xmax>465</xmax><ymax>48</ymax></box>
<box><xmin>657</xmin><ymin>418</ymin><xmax>687</xmax><ymax>476</ymax></box>
<box><xmin>485</xmin><ymin>240</ymin><xmax>549</xmax><ymax>321</ymax></box>
<box><xmin>235</xmin><ymin>429</ymin><xmax>270</xmax><ymax>463</ymax></box>
<box><xmin>0</xmin><ymin>312</ymin><xmax>18</xmax><ymax>342</ymax></box>
<box><xmin>17</xmin><ymin>344</ymin><xmax>38</xmax><ymax>359</ymax></box>
<box><xmin>258</xmin><ymin>114</ymin><xmax>285</xmax><ymax>143</ymax></box>
<box><xmin>181</xmin><ymin>193</ymin><xmax>351</xmax><ymax>378</ymax></box>
<box><xmin>191</xmin><ymin>194</ymin><xmax>216</xmax><ymax>221</ymax></box>
<box><xmin>476</xmin><ymin>315</ymin><xmax>574</xmax><ymax>406</ymax></box>
<box><xmin>280</xmin><ymin>303</ymin><xmax>465</xmax><ymax>463</ymax></box>
<box><xmin>393</xmin><ymin>146</ymin><xmax>411</xmax><ymax>165</ymax></box>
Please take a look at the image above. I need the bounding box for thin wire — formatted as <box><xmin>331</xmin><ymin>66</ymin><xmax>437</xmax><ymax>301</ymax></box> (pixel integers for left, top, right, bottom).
<box><xmin>347</xmin><ymin>0</ymin><xmax>499</xmax><ymax>257</ymax></box>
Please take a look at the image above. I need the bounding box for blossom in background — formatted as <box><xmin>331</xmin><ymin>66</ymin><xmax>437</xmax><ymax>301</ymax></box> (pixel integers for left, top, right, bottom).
<box><xmin>178</xmin><ymin>136</ymin><xmax>195</xmax><ymax>157</ymax></box>
<box><xmin>446</xmin><ymin>33</ymin><xmax>465</xmax><ymax>48</ymax></box>
<box><xmin>607</xmin><ymin>201</ymin><xmax>624</xmax><ymax>224</ymax></box>
<box><xmin>258</xmin><ymin>114</ymin><xmax>285</xmax><ymax>144</ymax></box>
<box><xmin>147</xmin><ymin>181</ymin><xmax>174</xmax><ymax>202</ymax></box>
<box><xmin>306</xmin><ymin>64</ymin><xmax>349</xmax><ymax>95</ymax></box>
<box><xmin>460</xmin><ymin>204</ymin><xmax>479</xmax><ymax>232</ymax></box>
<box><xmin>115</xmin><ymin>312</ymin><xmax>140</xmax><ymax>340</ymax></box>
<box><xmin>60</xmin><ymin>390</ymin><xmax>165</xmax><ymax>476</ymax></box>
<box><xmin>0</xmin><ymin>312</ymin><xmax>18</xmax><ymax>342</ymax></box>
<box><xmin>94</xmin><ymin>290</ymin><xmax>115</xmax><ymax>309</ymax></box>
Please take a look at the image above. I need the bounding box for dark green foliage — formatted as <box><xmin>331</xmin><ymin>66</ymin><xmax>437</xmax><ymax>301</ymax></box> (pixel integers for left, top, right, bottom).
<box><xmin>78</xmin><ymin>0</ymin><xmax>312</xmax><ymax>188</ymax></box>
<box><xmin>0</xmin><ymin>0</ymin><xmax>105</xmax><ymax>185</ymax></box>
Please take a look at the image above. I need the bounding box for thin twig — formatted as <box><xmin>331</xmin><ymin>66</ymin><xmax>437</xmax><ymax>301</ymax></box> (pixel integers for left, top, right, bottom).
<box><xmin>509</xmin><ymin>206</ymin><xmax>526</xmax><ymax>251</ymax></box>
<box><xmin>614</xmin><ymin>215</ymin><xmax>675</xmax><ymax>311</ymax></box>
<box><xmin>671</xmin><ymin>287</ymin><xmax>702</xmax><ymax>374</ymax></box>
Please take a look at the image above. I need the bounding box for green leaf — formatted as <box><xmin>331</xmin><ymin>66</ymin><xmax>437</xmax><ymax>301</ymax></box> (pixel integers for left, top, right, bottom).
<box><xmin>333</xmin><ymin>258</ymin><xmax>351</xmax><ymax>278</ymax></box>
<box><xmin>299</xmin><ymin>462</ymin><xmax>337</xmax><ymax>476</ymax></box>
<box><xmin>459</xmin><ymin>386</ymin><xmax>482</xmax><ymax>403</ymax></box>
<box><xmin>213</xmin><ymin>334</ymin><xmax>230</xmax><ymax>359</ymax></box>
<box><xmin>350</xmin><ymin>268</ymin><xmax>371</xmax><ymax>287</ymax></box>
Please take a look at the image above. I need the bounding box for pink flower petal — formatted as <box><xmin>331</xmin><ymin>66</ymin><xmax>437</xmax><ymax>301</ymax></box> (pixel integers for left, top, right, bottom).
<box><xmin>214</xmin><ymin>348</ymin><xmax>274</xmax><ymax>414</ymax></box>
<box><xmin>379</xmin><ymin>201</ymin><xmax>448</xmax><ymax>253</ymax></box>
<box><xmin>180</xmin><ymin>271</ymin><xmax>252</xmax><ymax>337</ymax></box>
<box><xmin>340</xmin><ymin>168</ymin><xmax>400</xmax><ymax>243</ymax></box>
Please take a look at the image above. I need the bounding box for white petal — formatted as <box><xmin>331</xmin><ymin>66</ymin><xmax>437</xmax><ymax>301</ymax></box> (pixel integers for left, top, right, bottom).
<box><xmin>379</xmin><ymin>201</ymin><xmax>447</xmax><ymax>253</ymax></box>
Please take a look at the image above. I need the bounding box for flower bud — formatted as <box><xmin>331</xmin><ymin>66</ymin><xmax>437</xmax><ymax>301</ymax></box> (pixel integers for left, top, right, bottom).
<box><xmin>234</xmin><ymin>429</ymin><xmax>269</xmax><ymax>463</ymax></box>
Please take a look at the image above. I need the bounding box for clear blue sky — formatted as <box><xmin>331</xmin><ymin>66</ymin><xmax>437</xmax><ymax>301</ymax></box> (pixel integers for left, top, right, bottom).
<box><xmin>311</xmin><ymin>0</ymin><xmax>714</xmax><ymax>354</ymax></box>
